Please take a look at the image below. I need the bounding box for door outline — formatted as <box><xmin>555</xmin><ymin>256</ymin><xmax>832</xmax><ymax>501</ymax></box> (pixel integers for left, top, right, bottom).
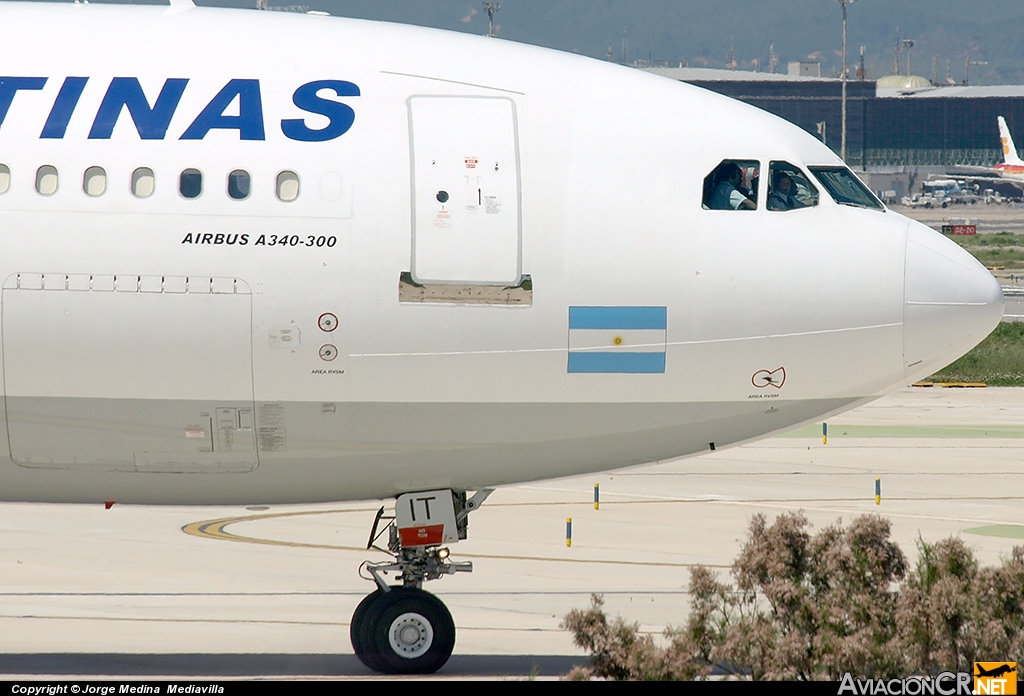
<box><xmin>407</xmin><ymin>95</ymin><xmax>524</xmax><ymax>286</ymax></box>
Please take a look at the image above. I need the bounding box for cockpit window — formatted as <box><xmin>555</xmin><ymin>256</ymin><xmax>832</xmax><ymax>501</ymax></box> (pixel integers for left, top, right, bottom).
<box><xmin>702</xmin><ymin>159</ymin><xmax>759</xmax><ymax>210</ymax></box>
<box><xmin>808</xmin><ymin>166</ymin><xmax>884</xmax><ymax>210</ymax></box>
<box><xmin>768</xmin><ymin>162</ymin><xmax>818</xmax><ymax>211</ymax></box>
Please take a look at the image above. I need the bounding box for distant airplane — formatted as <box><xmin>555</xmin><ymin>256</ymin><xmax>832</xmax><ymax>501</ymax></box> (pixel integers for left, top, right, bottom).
<box><xmin>0</xmin><ymin>0</ymin><xmax>1004</xmax><ymax>675</ymax></box>
<box><xmin>948</xmin><ymin>116</ymin><xmax>1024</xmax><ymax>189</ymax></box>
<box><xmin>975</xmin><ymin>664</ymin><xmax>1017</xmax><ymax>679</ymax></box>
<box><xmin>995</xmin><ymin>116</ymin><xmax>1024</xmax><ymax>179</ymax></box>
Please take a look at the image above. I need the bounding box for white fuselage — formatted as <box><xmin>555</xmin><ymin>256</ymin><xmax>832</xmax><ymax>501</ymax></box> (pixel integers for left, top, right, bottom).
<box><xmin>0</xmin><ymin>3</ymin><xmax>1003</xmax><ymax>505</ymax></box>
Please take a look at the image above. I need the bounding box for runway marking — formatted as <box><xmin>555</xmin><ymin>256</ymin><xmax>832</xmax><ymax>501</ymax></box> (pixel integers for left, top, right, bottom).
<box><xmin>515</xmin><ymin>484</ymin><xmax>1024</xmax><ymax>504</ymax></box>
<box><xmin>752</xmin><ymin>443</ymin><xmax>1024</xmax><ymax>447</ymax></box>
<box><xmin>0</xmin><ymin>614</ymin><xmax>345</xmax><ymax>627</ymax></box>
<box><xmin>182</xmin><ymin>507</ymin><xmax>381</xmax><ymax>554</ymax></box>
<box><xmin>782</xmin><ymin>423</ymin><xmax>1024</xmax><ymax>438</ymax></box>
<box><xmin>0</xmin><ymin>613</ymin><xmax>575</xmax><ymax>634</ymax></box>
<box><xmin>0</xmin><ymin>589</ymin><xmax>693</xmax><ymax>598</ymax></box>
<box><xmin>183</xmin><ymin>509</ymin><xmax>724</xmax><ymax>568</ymax></box>
<box><xmin>184</xmin><ymin>491</ymin><xmax>1024</xmax><ymax>572</ymax></box>
<box><xmin>511</xmin><ymin>493</ymin><xmax>1024</xmax><ymax>527</ymax></box>
<box><xmin>717</xmin><ymin>499</ymin><xmax>1024</xmax><ymax>528</ymax></box>
<box><xmin>489</xmin><ymin>486</ymin><xmax>1024</xmax><ymax>529</ymax></box>
<box><xmin>616</xmin><ymin>471</ymin><xmax>1024</xmax><ymax>476</ymax></box>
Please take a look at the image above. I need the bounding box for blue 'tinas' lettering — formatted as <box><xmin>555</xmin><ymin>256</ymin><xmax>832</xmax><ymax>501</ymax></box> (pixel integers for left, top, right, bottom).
<box><xmin>41</xmin><ymin>77</ymin><xmax>89</xmax><ymax>139</ymax></box>
<box><xmin>89</xmin><ymin>77</ymin><xmax>189</xmax><ymax>140</ymax></box>
<box><xmin>281</xmin><ymin>80</ymin><xmax>359</xmax><ymax>142</ymax></box>
<box><xmin>180</xmin><ymin>79</ymin><xmax>265</xmax><ymax>141</ymax></box>
<box><xmin>0</xmin><ymin>77</ymin><xmax>47</xmax><ymax>130</ymax></box>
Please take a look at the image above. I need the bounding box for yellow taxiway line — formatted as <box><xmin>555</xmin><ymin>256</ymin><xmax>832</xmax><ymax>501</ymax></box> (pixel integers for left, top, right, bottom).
<box><xmin>182</xmin><ymin>507</ymin><xmax>719</xmax><ymax>568</ymax></box>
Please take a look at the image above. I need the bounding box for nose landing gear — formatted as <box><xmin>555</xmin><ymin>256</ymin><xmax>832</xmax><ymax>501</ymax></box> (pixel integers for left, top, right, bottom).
<box><xmin>352</xmin><ymin>488</ymin><xmax>492</xmax><ymax>674</ymax></box>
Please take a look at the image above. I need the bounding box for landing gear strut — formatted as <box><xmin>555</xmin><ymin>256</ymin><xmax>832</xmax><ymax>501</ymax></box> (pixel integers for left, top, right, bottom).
<box><xmin>351</xmin><ymin>488</ymin><xmax>492</xmax><ymax>674</ymax></box>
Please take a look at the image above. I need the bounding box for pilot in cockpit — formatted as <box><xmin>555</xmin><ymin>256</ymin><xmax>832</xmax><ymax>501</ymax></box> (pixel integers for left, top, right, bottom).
<box><xmin>768</xmin><ymin>172</ymin><xmax>806</xmax><ymax>211</ymax></box>
<box><xmin>708</xmin><ymin>162</ymin><xmax>756</xmax><ymax>210</ymax></box>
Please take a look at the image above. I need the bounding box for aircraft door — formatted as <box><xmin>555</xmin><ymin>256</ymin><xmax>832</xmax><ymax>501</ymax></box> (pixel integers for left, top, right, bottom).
<box><xmin>409</xmin><ymin>96</ymin><xmax>522</xmax><ymax>285</ymax></box>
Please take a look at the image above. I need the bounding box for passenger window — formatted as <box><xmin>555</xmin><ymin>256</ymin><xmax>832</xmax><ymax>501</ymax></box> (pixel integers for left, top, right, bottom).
<box><xmin>179</xmin><ymin>168</ymin><xmax>203</xmax><ymax>199</ymax></box>
<box><xmin>228</xmin><ymin>170</ymin><xmax>251</xmax><ymax>200</ymax></box>
<box><xmin>0</xmin><ymin>164</ymin><xmax>9</xmax><ymax>194</ymax></box>
<box><xmin>767</xmin><ymin>162</ymin><xmax>818</xmax><ymax>211</ymax></box>
<box><xmin>702</xmin><ymin>160</ymin><xmax>759</xmax><ymax>210</ymax></box>
<box><xmin>809</xmin><ymin>166</ymin><xmax>884</xmax><ymax>210</ymax></box>
<box><xmin>132</xmin><ymin>168</ymin><xmax>155</xmax><ymax>198</ymax></box>
<box><xmin>83</xmin><ymin>167</ymin><xmax>106</xmax><ymax>197</ymax></box>
<box><xmin>276</xmin><ymin>170</ymin><xmax>299</xmax><ymax>202</ymax></box>
<box><xmin>35</xmin><ymin>165</ymin><xmax>58</xmax><ymax>196</ymax></box>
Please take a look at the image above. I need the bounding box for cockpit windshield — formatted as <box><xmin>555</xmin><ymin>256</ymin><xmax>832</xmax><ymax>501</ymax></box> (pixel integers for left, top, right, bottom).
<box><xmin>808</xmin><ymin>167</ymin><xmax>884</xmax><ymax>210</ymax></box>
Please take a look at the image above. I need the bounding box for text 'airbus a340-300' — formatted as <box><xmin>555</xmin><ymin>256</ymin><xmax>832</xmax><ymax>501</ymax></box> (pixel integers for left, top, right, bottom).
<box><xmin>0</xmin><ymin>0</ymin><xmax>1003</xmax><ymax>674</ymax></box>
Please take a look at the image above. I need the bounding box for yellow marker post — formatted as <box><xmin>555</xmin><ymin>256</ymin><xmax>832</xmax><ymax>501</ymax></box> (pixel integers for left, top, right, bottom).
<box><xmin>875</xmin><ymin>478</ymin><xmax>881</xmax><ymax>505</ymax></box>
<box><xmin>566</xmin><ymin>518</ymin><xmax>572</xmax><ymax>547</ymax></box>
<box><xmin>594</xmin><ymin>483</ymin><xmax>600</xmax><ymax>510</ymax></box>
<box><xmin>823</xmin><ymin>422</ymin><xmax>827</xmax><ymax>445</ymax></box>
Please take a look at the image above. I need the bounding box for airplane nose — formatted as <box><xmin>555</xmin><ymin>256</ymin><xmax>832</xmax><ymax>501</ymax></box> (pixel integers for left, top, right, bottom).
<box><xmin>904</xmin><ymin>221</ymin><xmax>1004</xmax><ymax>382</ymax></box>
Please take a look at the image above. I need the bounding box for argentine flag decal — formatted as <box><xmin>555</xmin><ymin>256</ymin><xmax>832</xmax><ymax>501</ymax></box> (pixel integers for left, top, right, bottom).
<box><xmin>568</xmin><ymin>306</ymin><xmax>667</xmax><ymax>374</ymax></box>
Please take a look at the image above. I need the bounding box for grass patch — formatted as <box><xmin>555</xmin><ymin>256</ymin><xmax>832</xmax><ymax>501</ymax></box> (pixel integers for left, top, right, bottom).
<box><xmin>928</xmin><ymin>321</ymin><xmax>1024</xmax><ymax>385</ymax></box>
<box><xmin>963</xmin><ymin>525</ymin><xmax>1024</xmax><ymax>539</ymax></box>
<box><xmin>945</xmin><ymin>231</ymin><xmax>1024</xmax><ymax>268</ymax></box>
<box><xmin>948</xmin><ymin>231</ymin><xmax>1024</xmax><ymax>248</ymax></box>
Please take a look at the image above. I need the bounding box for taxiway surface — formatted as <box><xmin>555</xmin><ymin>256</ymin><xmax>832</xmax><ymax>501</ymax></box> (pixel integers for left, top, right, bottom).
<box><xmin>0</xmin><ymin>386</ymin><xmax>1022</xmax><ymax>679</ymax></box>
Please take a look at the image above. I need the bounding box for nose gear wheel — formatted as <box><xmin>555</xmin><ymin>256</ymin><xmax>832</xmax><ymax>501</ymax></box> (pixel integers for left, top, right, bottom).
<box><xmin>388</xmin><ymin>611</ymin><xmax>434</xmax><ymax>658</ymax></box>
<box><xmin>351</xmin><ymin>489</ymin><xmax>491</xmax><ymax>674</ymax></box>
<box><xmin>351</xmin><ymin>586</ymin><xmax>454</xmax><ymax>675</ymax></box>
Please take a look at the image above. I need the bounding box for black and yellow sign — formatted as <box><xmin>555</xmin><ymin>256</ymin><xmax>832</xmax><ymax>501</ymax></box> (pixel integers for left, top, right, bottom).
<box><xmin>975</xmin><ymin>662</ymin><xmax>1017</xmax><ymax>695</ymax></box>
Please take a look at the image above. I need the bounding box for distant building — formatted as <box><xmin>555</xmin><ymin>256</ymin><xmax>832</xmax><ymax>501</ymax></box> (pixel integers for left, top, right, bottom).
<box><xmin>643</xmin><ymin>66</ymin><xmax>1024</xmax><ymax>170</ymax></box>
<box><xmin>787</xmin><ymin>61</ymin><xmax>821</xmax><ymax>78</ymax></box>
<box><xmin>875</xmin><ymin>75</ymin><xmax>931</xmax><ymax>90</ymax></box>
<box><xmin>644</xmin><ymin>67</ymin><xmax>873</xmax><ymax>167</ymax></box>
<box><xmin>867</xmin><ymin>84</ymin><xmax>1024</xmax><ymax>167</ymax></box>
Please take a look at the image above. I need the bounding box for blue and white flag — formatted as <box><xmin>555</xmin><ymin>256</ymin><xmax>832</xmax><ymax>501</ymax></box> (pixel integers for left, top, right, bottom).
<box><xmin>568</xmin><ymin>306</ymin><xmax>667</xmax><ymax>374</ymax></box>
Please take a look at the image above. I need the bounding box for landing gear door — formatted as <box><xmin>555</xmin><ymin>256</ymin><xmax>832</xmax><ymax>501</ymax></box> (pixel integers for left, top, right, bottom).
<box><xmin>395</xmin><ymin>489</ymin><xmax>460</xmax><ymax>547</ymax></box>
<box><xmin>409</xmin><ymin>96</ymin><xmax>522</xmax><ymax>286</ymax></box>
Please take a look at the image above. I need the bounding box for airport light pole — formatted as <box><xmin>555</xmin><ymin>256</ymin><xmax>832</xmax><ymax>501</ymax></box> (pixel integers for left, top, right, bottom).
<box><xmin>483</xmin><ymin>2</ymin><xmax>500</xmax><ymax>38</ymax></box>
<box><xmin>837</xmin><ymin>0</ymin><xmax>855</xmax><ymax>163</ymax></box>
<box><xmin>902</xmin><ymin>39</ymin><xmax>915</xmax><ymax>76</ymax></box>
<box><xmin>964</xmin><ymin>58</ymin><xmax>988</xmax><ymax>86</ymax></box>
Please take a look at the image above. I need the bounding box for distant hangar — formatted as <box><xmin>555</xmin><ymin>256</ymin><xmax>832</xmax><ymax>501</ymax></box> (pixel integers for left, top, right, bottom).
<box><xmin>645</xmin><ymin>66</ymin><xmax>1024</xmax><ymax>169</ymax></box>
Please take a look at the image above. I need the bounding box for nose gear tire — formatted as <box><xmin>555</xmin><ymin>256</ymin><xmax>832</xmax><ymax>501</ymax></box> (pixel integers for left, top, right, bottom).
<box><xmin>365</xmin><ymin>587</ymin><xmax>455</xmax><ymax>674</ymax></box>
<box><xmin>350</xmin><ymin>589</ymin><xmax>387</xmax><ymax>672</ymax></box>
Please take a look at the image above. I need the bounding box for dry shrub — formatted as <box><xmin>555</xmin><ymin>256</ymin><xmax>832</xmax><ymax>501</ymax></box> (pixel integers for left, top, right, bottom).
<box><xmin>563</xmin><ymin>513</ymin><xmax>1024</xmax><ymax>680</ymax></box>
